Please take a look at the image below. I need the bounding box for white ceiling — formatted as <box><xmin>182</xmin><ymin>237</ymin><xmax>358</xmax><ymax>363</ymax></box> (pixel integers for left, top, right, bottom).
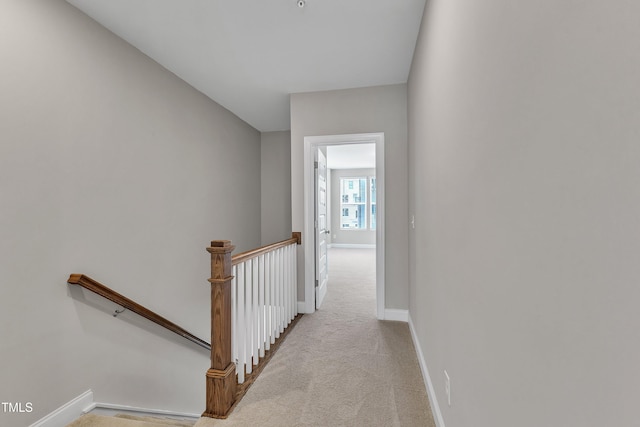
<box><xmin>326</xmin><ymin>144</ymin><xmax>375</xmax><ymax>169</ymax></box>
<box><xmin>66</xmin><ymin>0</ymin><xmax>426</xmax><ymax>132</ymax></box>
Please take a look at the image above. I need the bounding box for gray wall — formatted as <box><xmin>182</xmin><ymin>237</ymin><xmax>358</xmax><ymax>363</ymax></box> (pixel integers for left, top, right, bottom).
<box><xmin>408</xmin><ymin>1</ymin><xmax>640</xmax><ymax>426</ymax></box>
<box><xmin>261</xmin><ymin>130</ymin><xmax>292</xmax><ymax>245</ymax></box>
<box><xmin>0</xmin><ymin>0</ymin><xmax>260</xmax><ymax>424</ymax></box>
<box><xmin>291</xmin><ymin>84</ymin><xmax>408</xmax><ymax>310</ymax></box>
<box><xmin>330</xmin><ymin>168</ymin><xmax>376</xmax><ymax>246</ymax></box>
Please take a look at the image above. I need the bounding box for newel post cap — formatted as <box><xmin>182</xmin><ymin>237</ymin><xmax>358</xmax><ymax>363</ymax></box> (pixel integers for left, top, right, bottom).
<box><xmin>207</xmin><ymin>240</ymin><xmax>235</xmax><ymax>253</ymax></box>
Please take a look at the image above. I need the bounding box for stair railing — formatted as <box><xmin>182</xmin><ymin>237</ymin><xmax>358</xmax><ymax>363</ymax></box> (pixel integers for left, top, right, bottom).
<box><xmin>67</xmin><ymin>274</ymin><xmax>210</xmax><ymax>350</ymax></box>
<box><xmin>203</xmin><ymin>232</ymin><xmax>301</xmax><ymax>418</ymax></box>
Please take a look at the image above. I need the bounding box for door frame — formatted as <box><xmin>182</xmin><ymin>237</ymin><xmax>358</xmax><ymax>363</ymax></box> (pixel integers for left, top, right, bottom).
<box><xmin>303</xmin><ymin>132</ymin><xmax>385</xmax><ymax>319</ymax></box>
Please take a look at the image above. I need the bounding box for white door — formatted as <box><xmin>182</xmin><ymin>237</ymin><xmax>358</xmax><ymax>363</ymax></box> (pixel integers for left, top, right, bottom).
<box><xmin>315</xmin><ymin>149</ymin><xmax>329</xmax><ymax>308</ymax></box>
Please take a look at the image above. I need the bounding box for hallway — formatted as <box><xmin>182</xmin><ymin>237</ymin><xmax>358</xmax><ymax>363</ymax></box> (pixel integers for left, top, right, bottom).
<box><xmin>196</xmin><ymin>248</ymin><xmax>435</xmax><ymax>426</ymax></box>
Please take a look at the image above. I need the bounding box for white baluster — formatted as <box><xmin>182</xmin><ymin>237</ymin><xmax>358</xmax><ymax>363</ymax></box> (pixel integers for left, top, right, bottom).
<box><xmin>252</xmin><ymin>256</ymin><xmax>259</xmax><ymax>367</ymax></box>
<box><xmin>244</xmin><ymin>260</ymin><xmax>253</xmax><ymax>375</ymax></box>
<box><xmin>280</xmin><ymin>247</ymin><xmax>286</xmax><ymax>333</ymax></box>
<box><xmin>290</xmin><ymin>244</ymin><xmax>295</xmax><ymax>320</ymax></box>
<box><xmin>288</xmin><ymin>245</ymin><xmax>293</xmax><ymax>323</ymax></box>
<box><xmin>276</xmin><ymin>247</ymin><xmax>281</xmax><ymax>334</ymax></box>
<box><xmin>286</xmin><ymin>246</ymin><xmax>290</xmax><ymax>322</ymax></box>
<box><xmin>265</xmin><ymin>251</ymin><xmax>272</xmax><ymax>349</ymax></box>
<box><xmin>293</xmin><ymin>244</ymin><xmax>298</xmax><ymax>316</ymax></box>
<box><xmin>272</xmin><ymin>249</ymin><xmax>277</xmax><ymax>341</ymax></box>
<box><xmin>290</xmin><ymin>244</ymin><xmax>295</xmax><ymax>319</ymax></box>
<box><xmin>259</xmin><ymin>254</ymin><xmax>266</xmax><ymax>358</ymax></box>
<box><xmin>269</xmin><ymin>251</ymin><xmax>278</xmax><ymax>344</ymax></box>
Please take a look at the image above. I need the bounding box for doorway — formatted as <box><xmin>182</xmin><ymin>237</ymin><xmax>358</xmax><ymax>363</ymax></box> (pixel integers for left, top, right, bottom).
<box><xmin>303</xmin><ymin>133</ymin><xmax>385</xmax><ymax>319</ymax></box>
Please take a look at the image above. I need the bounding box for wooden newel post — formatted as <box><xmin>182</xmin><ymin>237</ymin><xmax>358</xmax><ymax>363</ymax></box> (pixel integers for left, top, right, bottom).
<box><xmin>203</xmin><ymin>240</ymin><xmax>236</xmax><ymax>418</ymax></box>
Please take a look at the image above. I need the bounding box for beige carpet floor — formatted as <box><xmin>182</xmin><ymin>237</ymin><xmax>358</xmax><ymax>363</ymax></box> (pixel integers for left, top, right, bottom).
<box><xmin>195</xmin><ymin>248</ymin><xmax>436</xmax><ymax>427</ymax></box>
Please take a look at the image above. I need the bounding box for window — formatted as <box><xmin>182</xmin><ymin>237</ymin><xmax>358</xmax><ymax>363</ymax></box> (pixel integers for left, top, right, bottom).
<box><xmin>340</xmin><ymin>178</ymin><xmax>367</xmax><ymax>229</ymax></box>
<box><xmin>340</xmin><ymin>177</ymin><xmax>376</xmax><ymax>230</ymax></box>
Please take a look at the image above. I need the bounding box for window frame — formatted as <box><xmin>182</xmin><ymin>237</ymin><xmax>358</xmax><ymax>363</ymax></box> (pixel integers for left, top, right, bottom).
<box><xmin>339</xmin><ymin>177</ymin><xmax>368</xmax><ymax>230</ymax></box>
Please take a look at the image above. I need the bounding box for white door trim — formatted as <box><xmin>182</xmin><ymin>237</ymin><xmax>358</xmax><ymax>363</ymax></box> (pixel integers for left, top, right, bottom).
<box><xmin>303</xmin><ymin>132</ymin><xmax>385</xmax><ymax>319</ymax></box>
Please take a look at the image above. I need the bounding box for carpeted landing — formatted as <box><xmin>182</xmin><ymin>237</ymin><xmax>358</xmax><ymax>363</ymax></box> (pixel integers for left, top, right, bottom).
<box><xmin>67</xmin><ymin>413</ymin><xmax>194</xmax><ymax>427</ymax></box>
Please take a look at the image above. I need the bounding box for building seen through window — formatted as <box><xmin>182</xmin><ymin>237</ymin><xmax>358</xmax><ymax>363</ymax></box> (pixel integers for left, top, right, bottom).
<box><xmin>340</xmin><ymin>177</ymin><xmax>376</xmax><ymax>230</ymax></box>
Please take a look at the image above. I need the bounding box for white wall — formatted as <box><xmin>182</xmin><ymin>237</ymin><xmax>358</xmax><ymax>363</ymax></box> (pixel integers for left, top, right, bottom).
<box><xmin>0</xmin><ymin>0</ymin><xmax>261</xmax><ymax>424</ymax></box>
<box><xmin>408</xmin><ymin>1</ymin><xmax>640</xmax><ymax>426</ymax></box>
<box><xmin>290</xmin><ymin>85</ymin><xmax>408</xmax><ymax>310</ymax></box>
<box><xmin>261</xmin><ymin>131</ymin><xmax>292</xmax><ymax>245</ymax></box>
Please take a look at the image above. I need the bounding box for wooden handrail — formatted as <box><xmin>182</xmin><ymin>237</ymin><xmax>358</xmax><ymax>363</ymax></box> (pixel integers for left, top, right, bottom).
<box><xmin>67</xmin><ymin>274</ymin><xmax>211</xmax><ymax>351</ymax></box>
<box><xmin>231</xmin><ymin>232</ymin><xmax>301</xmax><ymax>266</ymax></box>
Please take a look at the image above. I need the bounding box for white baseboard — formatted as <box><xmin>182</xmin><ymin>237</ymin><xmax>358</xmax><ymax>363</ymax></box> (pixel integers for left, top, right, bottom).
<box><xmin>408</xmin><ymin>314</ymin><xmax>446</xmax><ymax>427</ymax></box>
<box><xmin>29</xmin><ymin>390</ymin><xmax>199</xmax><ymax>426</ymax></box>
<box><xmin>328</xmin><ymin>243</ymin><xmax>376</xmax><ymax>249</ymax></box>
<box><xmin>29</xmin><ymin>390</ymin><xmax>94</xmax><ymax>427</ymax></box>
<box><xmin>384</xmin><ymin>309</ymin><xmax>408</xmax><ymax>322</ymax></box>
<box><xmin>89</xmin><ymin>403</ymin><xmax>199</xmax><ymax>421</ymax></box>
<box><xmin>297</xmin><ymin>301</ymin><xmax>307</xmax><ymax>314</ymax></box>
